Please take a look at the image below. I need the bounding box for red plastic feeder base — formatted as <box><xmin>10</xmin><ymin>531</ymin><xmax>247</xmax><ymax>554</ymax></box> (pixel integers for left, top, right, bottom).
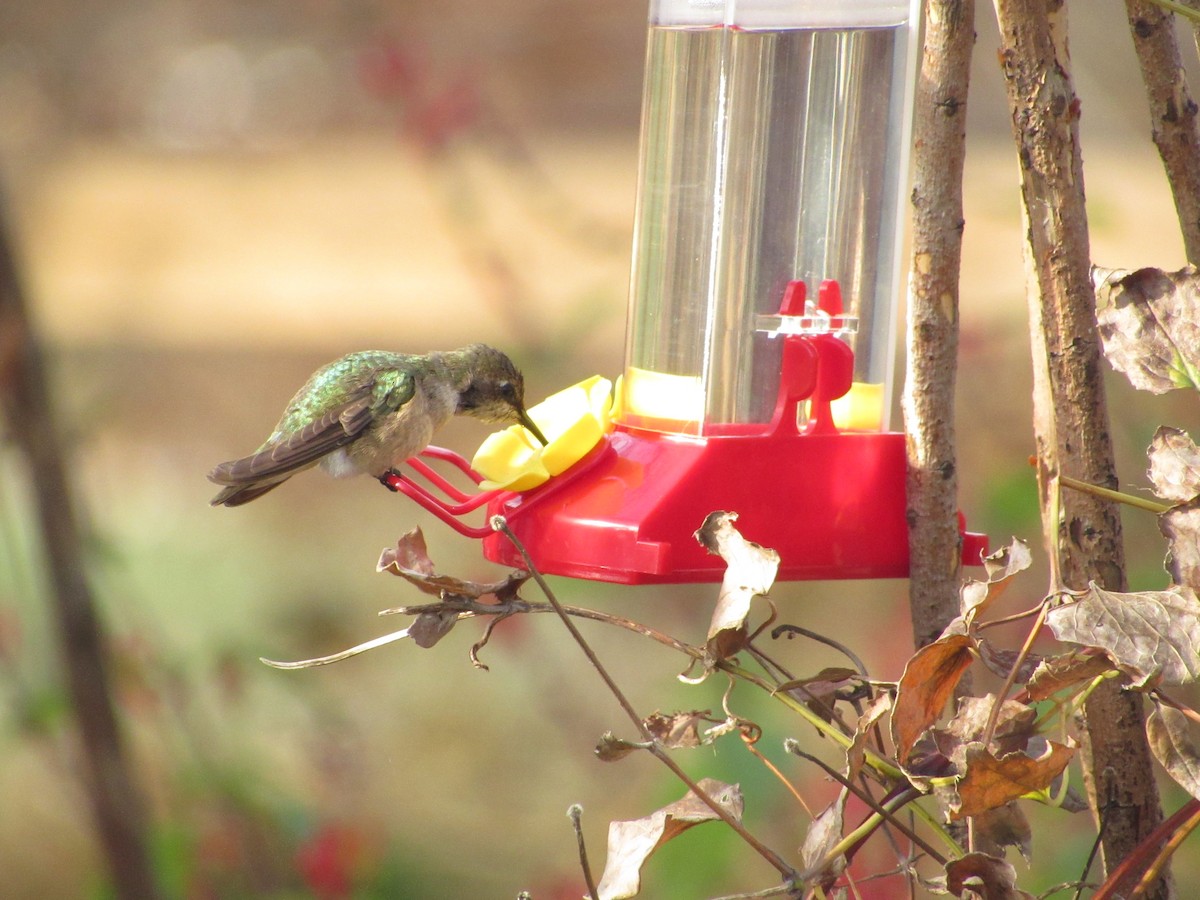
<box><xmin>482</xmin><ymin>425</ymin><xmax>987</xmax><ymax>584</ymax></box>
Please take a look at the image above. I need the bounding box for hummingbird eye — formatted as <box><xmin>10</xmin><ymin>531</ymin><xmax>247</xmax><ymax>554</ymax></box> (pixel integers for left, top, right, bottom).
<box><xmin>499</xmin><ymin>381</ymin><xmax>517</xmax><ymax>402</ymax></box>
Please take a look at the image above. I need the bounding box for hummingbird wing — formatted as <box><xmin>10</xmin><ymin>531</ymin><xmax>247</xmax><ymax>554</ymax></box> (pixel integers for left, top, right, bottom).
<box><xmin>209</xmin><ymin>367</ymin><xmax>416</xmax><ymax>488</ymax></box>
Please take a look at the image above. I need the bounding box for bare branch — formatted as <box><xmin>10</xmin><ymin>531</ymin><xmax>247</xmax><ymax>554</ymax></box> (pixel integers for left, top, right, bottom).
<box><xmin>0</xmin><ymin>192</ymin><xmax>160</xmax><ymax>896</ymax></box>
<box><xmin>991</xmin><ymin>0</ymin><xmax>1170</xmax><ymax>892</ymax></box>
<box><xmin>903</xmin><ymin>0</ymin><xmax>975</xmax><ymax>649</ymax></box>
<box><xmin>1126</xmin><ymin>0</ymin><xmax>1200</xmax><ymax>263</ymax></box>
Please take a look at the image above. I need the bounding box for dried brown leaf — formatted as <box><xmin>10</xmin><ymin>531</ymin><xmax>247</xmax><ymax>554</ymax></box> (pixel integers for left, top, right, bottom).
<box><xmin>976</xmin><ymin>641</ymin><xmax>1044</xmax><ymax>684</ymax></box>
<box><xmin>893</xmin><ymin>634</ymin><xmax>975</xmax><ymax>767</ymax></box>
<box><xmin>940</xmin><ymin>852</ymin><xmax>1032</xmax><ymax>899</ymax></box>
<box><xmin>949</xmin><ymin>741</ymin><xmax>1074</xmax><ymax>820</ymax></box>
<box><xmin>800</xmin><ymin>790</ymin><xmax>847</xmax><ymax>888</ymax></box>
<box><xmin>1024</xmin><ymin>649</ymin><xmax>1115</xmax><ymax>701</ymax></box>
<box><xmin>1148</xmin><ymin>426</ymin><xmax>1200</xmax><ymax>502</ymax></box>
<box><xmin>694</xmin><ymin>512</ymin><xmax>780</xmax><ymax>664</ymax></box>
<box><xmin>982</xmin><ymin>539</ymin><xmax>1034</xmax><ymax>584</ymax></box>
<box><xmin>1046</xmin><ymin>584</ymin><xmax>1200</xmax><ymax>686</ymax></box>
<box><xmin>971</xmin><ymin>803</ymin><xmax>1033</xmax><ymax>864</ymax></box>
<box><xmin>377</xmin><ymin>528</ymin><xmax>529</xmax><ymax>599</ymax></box>
<box><xmin>1161</xmin><ymin>500</ymin><xmax>1200</xmax><ymax>589</ymax></box>
<box><xmin>643</xmin><ymin>710</ymin><xmax>709</xmax><ymax>749</ymax></box>
<box><xmin>595</xmin><ymin>732</ymin><xmax>644</xmax><ymax>763</ymax></box>
<box><xmin>777</xmin><ymin>667</ymin><xmax>862</xmax><ymax>723</ymax></box>
<box><xmin>1094</xmin><ymin>265</ymin><xmax>1200</xmax><ymax>394</ymax></box>
<box><xmin>594</xmin><ymin>779</ymin><xmax>743</xmax><ymax>900</ymax></box>
<box><xmin>847</xmin><ymin>692</ymin><xmax>893</xmax><ymax>783</ymax></box>
<box><xmin>1147</xmin><ymin>704</ymin><xmax>1200</xmax><ymax>800</ymax></box>
<box><xmin>408</xmin><ymin>609</ymin><xmax>459</xmax><ymax>648</ymax></box>
<box><xmin>940</xmin><ymin>695</ymin><xmax>1037</xmax><ymax>759</ymax></box>
<box><xmin>958</xmin><ymin>540</ymin><xmax>1032</xmax><ymax>627</ymax></box>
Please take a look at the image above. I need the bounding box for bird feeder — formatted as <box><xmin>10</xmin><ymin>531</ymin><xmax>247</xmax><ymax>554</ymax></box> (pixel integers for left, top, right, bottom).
<box><xmin>389</xmin><ymin>0</ymin><xmax>986</xmax><ymax>582</ymax></box>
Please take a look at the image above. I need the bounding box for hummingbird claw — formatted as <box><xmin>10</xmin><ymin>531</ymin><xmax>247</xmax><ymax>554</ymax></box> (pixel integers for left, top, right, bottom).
<box><xmin>379</xmin><ymin>470</ymin><xmax>403</xmax><ymax>492</ymax></box>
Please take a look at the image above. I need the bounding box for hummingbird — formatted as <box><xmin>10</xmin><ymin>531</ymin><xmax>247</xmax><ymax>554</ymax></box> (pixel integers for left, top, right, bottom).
<box><xmin>209</xmin><ymin>344</ymin><xmax>548</xmax><ymax>507</ymax></box>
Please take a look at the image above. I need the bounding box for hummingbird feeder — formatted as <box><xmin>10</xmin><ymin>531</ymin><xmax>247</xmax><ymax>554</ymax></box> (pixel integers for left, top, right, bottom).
<box><xmin>388</xmin><ymin>0</ymin><xmax>986</xmax><ymax>583</ymax></box>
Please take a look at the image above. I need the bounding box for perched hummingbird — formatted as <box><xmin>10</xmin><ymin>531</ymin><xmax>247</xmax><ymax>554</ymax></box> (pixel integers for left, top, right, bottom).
<box><xmin>209</xmin><ymin>344</ymin><xmax>547</xmax><ymax>507</ymax></box>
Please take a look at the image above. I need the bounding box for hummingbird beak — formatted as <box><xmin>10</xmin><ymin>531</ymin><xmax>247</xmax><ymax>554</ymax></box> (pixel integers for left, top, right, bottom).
<box><xmin>518</xmin><ymin>408</ymin><xmax>549</xmax><ymax>447</ymax></box>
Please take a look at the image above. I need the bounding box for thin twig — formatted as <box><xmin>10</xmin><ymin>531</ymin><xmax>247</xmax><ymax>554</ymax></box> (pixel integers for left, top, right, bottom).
<box><xmin>802</xmin><ymin>786</ymin><xmax>928</xmax><ymax>885</ymax></box>
<box><xmin>1131</xmin><ymin>801</ymin><xmax>1200</xmax><ymax>897</ymax></box>
<box><xmin>982</xmin><ymin>599</ymin><xmax>1050</xmax><ymax>748</ymax></box>
<box><xmin>568</xmin><ymin>804</ymin><xmax>600</xmax><ymax>900</ymax></box>
<box><xmin>785</xmin><ymin>745</ymin><xmax>947</xmax><ymax>867</ymax></box>
<box><xmin>741</xmin><ymin>733</ymin><xmax>814</xmax><ymax>816</ymax></box>
<box><xmin>1075</xmin><ymin>797</ymin><xmax>1111</xmax><ymax>900</ymax></box>
<box><xmin>708</xmin><ymin>884</ymin><xmax>799</xmax><ymax>900</ymax></box>
<box><xmin>492</xmin><ymin>516</ymin><xmax>797</xmax><ymax>883</ymax></box>
<box><xmin>974</xmin><ymin>600</ymin><xmax>1051</xmax><ymax>630</ymax></box>
<box><xmin>771</xmin><ymin>624</ymin><xmax>869</xmax><ymax>676</ymax></box>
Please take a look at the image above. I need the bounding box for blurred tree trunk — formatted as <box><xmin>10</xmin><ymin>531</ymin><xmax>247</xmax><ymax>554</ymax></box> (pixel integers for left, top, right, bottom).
<box><xmin>991</xmin><ymin>0</ymin><xmax>1171</xmax><ymax>895</ymax></box>
<box><xmin>904</xmin><ymin>0</ymin><xmax>974</xmax><ymax>650</ymax></box>
<box><xmin>0</xmin><ymin>196</ymin><xmax>161</xmax><ymax>898</ymax></box>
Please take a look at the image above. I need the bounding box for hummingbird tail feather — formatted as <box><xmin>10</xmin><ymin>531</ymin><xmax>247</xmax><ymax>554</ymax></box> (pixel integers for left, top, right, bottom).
<box><xmin>210</xmin><ymin>478</ymin><xmax>288</xmax><ymax>507</ymax></box>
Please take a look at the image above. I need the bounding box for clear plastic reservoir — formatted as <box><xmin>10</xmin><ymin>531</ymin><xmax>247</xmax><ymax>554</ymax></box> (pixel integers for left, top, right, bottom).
<box><xmin>621</xmin><ymin>0</ymin><xmax>920</xmax><ymax>434</ymax></box>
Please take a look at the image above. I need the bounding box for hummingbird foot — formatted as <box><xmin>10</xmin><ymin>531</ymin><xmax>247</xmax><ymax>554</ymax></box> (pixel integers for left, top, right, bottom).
<box><xmin>379</xmin><ymin>469</ymin><xmax>404</xmax><ymax>492</ymax></box>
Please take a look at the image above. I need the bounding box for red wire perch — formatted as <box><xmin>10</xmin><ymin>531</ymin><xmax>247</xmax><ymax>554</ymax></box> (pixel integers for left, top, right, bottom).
<box><xmin>380</xmin><ymin>446</ymin><xmax>504</xmax><ymax>538</ymax></box>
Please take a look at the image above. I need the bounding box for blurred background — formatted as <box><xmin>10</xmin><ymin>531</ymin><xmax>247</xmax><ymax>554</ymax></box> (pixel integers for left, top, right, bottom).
<box><xmin>2</xmin><ymin>1</ymin><xmax>1200</xmax><ymax>896</ymax></box>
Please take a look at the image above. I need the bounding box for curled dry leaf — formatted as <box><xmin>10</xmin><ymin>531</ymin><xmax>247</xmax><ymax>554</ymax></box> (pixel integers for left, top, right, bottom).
<box><xmin>947</xmin><ymin>741</ymin><xmax>1074</xmax><ymax>820</ymax></box>
<box><xmin>594</xmin><ymin>779</ymin><xmax>743</xmax><ymax>900</ymax></box>
<box><xmin>939</xmin><ymin>852</ymin><xmax>1031</xmax><ymax>899</ymax></box>
<box><xmin>970</xmin><ymin>803</ymin><xmax>1033</xmax><ymax>864</ymax></box>
<box><xmin>1147</xmin><ymin>704</ymin><xmax>1200</xmax><ymax>800</ymax></box>
<box><xmin>976</xmin><ymin>641</ymin><xmax>1044</xmax><ymax>685</ymax></box>
<box><xmin>892</xmin><ymin>634</ymin><xmax>975</xmax><ymax>768</ymax></box>
<box><xmin>693</xmin><ymin>511</ymin><xmax>780</xmax><ymax>665</ymax></box>
<box><xmin>777</xmin><ymin>667</ymin><xmax>863</xmax><ymax>724</ymax></box>
<box><xmin>408</xmin><ymin>609</ymin><xmax>459</xmax><ymax>648</ymax></box>
<box><xmin>1148</xmin><ymin>426</ymin><xmax>1200</xmax><ymax>502</ymax></box>
<box><xmin>1093</xmin><ymin>265</ymin><xmax>1200</xmax><ymax>394</ymax></box>
<box><xmin>1161</xmin><ymin>500</ymin><xmax>1200</xmax><ymax>589</ymax></box>
<box><xmin>595</xmin><ymin>731</ymin><xmax>644</xmax><ymax>762</ymax></box>
<box><xmin>643</xmin><ymin>710</ymin><xmax>710</xmax><ymax>750</ymax></box>
<box><xmin>982</xmin><ymin>539</ymin><xmax>1034</xmax><ymax>585</ymax></box>
<box><xmin>939</xmin><ymin>695</ymin><xmax>1037</xmax><ymax>759</ymax></box>
<box><xmin>1023</xmin><ymin>648</ymin><xmax>1115</xmax><ymax>701</ymax></box>
<box><xmin>799</xmin><ymin>789</ymin><xmax>848</xmax><ymax>888</ymax></box>
<box><xmin>847</xmin><ymin>691</ymin><xmax>893</xmax><ymax>783</ymax></box>
<box><xmin>378</xmin><ymin>527</ymin><xmax>529</xmax><ymax>600</ymax></box>
<box><xmin>952</xmin><ymin>539</ymin><xmax>1032</xmax><ymax>636</ymax></box>
<box><xmin>1046</xmin><ymin>584</ymin><xmax>1200</xmax><ymax>686</ymax></box>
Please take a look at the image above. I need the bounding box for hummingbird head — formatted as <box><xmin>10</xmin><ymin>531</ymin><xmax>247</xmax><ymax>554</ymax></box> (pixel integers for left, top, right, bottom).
<box><xmin>453</xmin><ymin>345</ymin><xmax>549</xmax><ymax>446</ymax></box>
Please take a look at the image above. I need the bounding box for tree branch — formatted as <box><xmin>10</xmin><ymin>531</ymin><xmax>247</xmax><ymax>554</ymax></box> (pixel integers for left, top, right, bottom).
<box><xmin>903</xmin><ymin>0</ymin><xmax>974</xmax><ymax>649</ymax></box>
<box><xmin>1126</xmin><ymin>0</ymin><xmax>1200</xmax><ymax>263</ymax></box>
<box><xmin>0</xmin><ymin>194</ymin><xmax>160</xmax><ymax>896</ymax></box>
<box><xmin>990</xmin><ymin>1</ymin><xmax>1171</xmax><ymax>894</ymax></box>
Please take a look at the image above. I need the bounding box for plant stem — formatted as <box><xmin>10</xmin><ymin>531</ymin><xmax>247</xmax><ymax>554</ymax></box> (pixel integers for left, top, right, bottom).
<box><xmin>493</xmin><ymin>516</ymin><xmax>797</xmax><ymax>883</ymax></box>
<box><xmin>1059</xmin><ymin>474</ymin><xmax>1170</xmax><ymax>514</ymax></box>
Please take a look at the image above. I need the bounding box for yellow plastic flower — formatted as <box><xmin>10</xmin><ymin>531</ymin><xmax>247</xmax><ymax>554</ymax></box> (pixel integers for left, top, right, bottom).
<box><xmin>472</xmin><ymin>376</ymin><xmax>614</xmax><ymax>491</ymax></box>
